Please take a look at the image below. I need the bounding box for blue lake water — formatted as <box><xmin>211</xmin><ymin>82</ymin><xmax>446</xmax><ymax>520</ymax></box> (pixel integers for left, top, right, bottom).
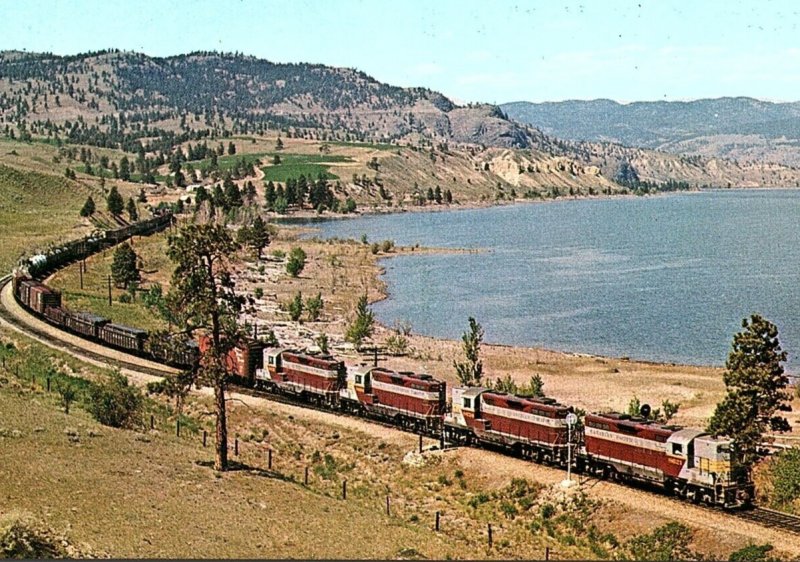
<box><xmin>307</xmin><ymin>190</ymin><xmax>800</xmax><ymax>371</ymax></box>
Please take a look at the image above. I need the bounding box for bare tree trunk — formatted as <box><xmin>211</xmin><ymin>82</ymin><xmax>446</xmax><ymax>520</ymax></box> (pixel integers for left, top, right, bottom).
<box><xmin>214</xmin><ymin>381</ymin><xmax>228</xmax><ymax>471</ymax></box>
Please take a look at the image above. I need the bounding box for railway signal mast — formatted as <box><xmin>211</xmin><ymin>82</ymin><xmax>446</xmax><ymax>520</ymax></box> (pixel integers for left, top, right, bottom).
<box><xmin>563</xmin><ymin>412</ymin><xmax>578</xmax><ymax>488</ymax></box>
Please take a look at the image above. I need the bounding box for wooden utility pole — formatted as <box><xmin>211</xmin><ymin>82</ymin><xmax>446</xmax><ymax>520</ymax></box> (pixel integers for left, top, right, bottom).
<box><xmin>107</xmin><ymin>275</ymin><xmax>112</xmax><ymax>306</ymax></box>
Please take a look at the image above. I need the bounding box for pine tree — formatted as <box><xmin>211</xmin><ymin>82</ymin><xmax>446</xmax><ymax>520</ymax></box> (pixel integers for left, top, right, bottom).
<box><xmin>165</xmin><ymin>224</ymin><xmax>245</xmax><ymax>472</ymax></box>
<box><xmin>265</xmin><ymin>181</ymin><xmax>277</xmax><ymax>209</ymax></box>
<box><xmin>79</xmin><ymin>196</ymin><xmax>96</xmax><ymax>217</ymax></box>
<box><xmin>345</xmin><ymin>294</ymin><xmax>375</xmax><ymax>349</ymax></box>
<box><xmin>111</xmin><ymin>242</ymin><xmax>140</xmax><ymax>289</ymax></box>
<box><xmin>107</xmin><ymin>185</ymin><xmax>124</xmax><ymax>215</ymax></box>
<box><xmin>126</xmin><ymin>198</ymin><xmax>138</xmax><ymax>221</ymax></box>
<box><xmin>248</xmin><ymin>216</ymin><xmax>270</xmax><ymax>258</ymax></box>
<box><xmin>119</xmin><ymin>157</ymin><xmax>131</xmax><ymax>181</ymax></box>
<box><xmin>707</xmin><ymin>314</ymin><xmax>792</xmax><ymax>468</ymax></box>
<box><xmin>454</xmin><ymin>317</ymin><xmax>484</xmax><ymax>386</ymax></box>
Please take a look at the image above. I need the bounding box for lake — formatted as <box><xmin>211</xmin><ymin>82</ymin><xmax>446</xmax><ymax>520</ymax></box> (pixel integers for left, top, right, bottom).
<box><xmin>308</xmin><ymin>190</ymin><xmax>800</xmax><ymax>371</ymax></box>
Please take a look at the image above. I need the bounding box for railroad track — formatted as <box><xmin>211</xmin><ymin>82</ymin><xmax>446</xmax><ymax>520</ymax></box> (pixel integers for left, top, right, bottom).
<box><xmin>732</xmin><ymin>506</ymin><xmax>800</xmax><ymax>535</ymax></box>
<box><xmin>7</xmin><ymin>274</ymin><xmax>800</xmax><ymax>538</ymax></box>
<box><xmin>0</xmin><ymin>274</ymin><xmax>442</xmax><ymax>441</ymax></box>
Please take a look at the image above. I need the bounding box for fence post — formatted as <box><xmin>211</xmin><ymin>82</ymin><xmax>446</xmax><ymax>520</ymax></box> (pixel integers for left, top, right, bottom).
<box><xmin>488</xmin><ymin>523</ymin><xmax>493</xmax><ymax>548</ymax></box>
<box><xmin>268</xmin><ymin>449</ymin><xmax>273</xmax><ymax>470</ymax></box>
<box><xmin>419</xmin><ymin>434</ymin><xmax>423</xmax><ymax>454</ymax></box>
<box><xmin>305</xmin><ymin>466</ymin><xmax>309</xmax><ymax>486</ymax></box>
<box><xmin>545</xmin><ymin>546</ymin><xmax>550</xmax><ymax>561</ymax></box>
<box><xmin>150</xmin><ymin>414</ymin><xmax>154</xmax><ymax>430</ymax></box>
<box><xmin>234</xmin><ymin>437</ymin><xmax>239</xmax><ymax>456</ymax></box>
<box><xmin>435</xmin><ymin>511</ymin><xmax>440</xmax><ymax>531</ymax></box>
<box><xmin>203</xmin><ymin>430</ymin><xmax>207</xmax><ymax>447</ymax></box>
<box><xmin>176</xmin><ymin>419</ymin><xmax>181</xmax><ymax>437</ymax></box>
<box><xmin>386</xmin><ymin>495</ymin><xmax>390</xmax><ymax>516</ymax></box>
<box><xmin>46</xmin><ymin>377</ymin><xmax>51</xmax><ymax>392</ymax></box>
<box><xmin>342</xmin><ymin>479</ymin><xmax>347</xmax><ymax>500</ymax></box>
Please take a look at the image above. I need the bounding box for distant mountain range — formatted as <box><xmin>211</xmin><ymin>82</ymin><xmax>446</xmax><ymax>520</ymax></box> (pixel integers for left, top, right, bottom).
<box><xmin>2</xmin><ymin>50</ymin><xmax>800</xmax><ymax>189</ymax></box>
<box><xmin>501</xmin><ymin>98</ymin><xmax>800</xmax><ymax>167</ymax></box>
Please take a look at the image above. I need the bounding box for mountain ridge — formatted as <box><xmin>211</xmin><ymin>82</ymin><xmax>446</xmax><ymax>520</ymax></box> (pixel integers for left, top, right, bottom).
<box><xmin>501</xmin><ymin>97</ymin><xmax>800</xmax><ymax>167</ymax></box>
<box><xmin>2</xmin><ymin>50</ymin><xmax>800</xmax><ymax>191</ymax></box>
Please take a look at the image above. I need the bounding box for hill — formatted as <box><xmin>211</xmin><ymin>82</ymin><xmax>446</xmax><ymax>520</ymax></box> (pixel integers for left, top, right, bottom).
<box><xmin>0</xmin><ymin>50</ymin><xmax>540</xmax><ymax>150</ymax></box>
<box><xmin>3</xmin><ymin>50</ymin><xmax>800</xmax><ymax>202</ymax></box>
<box><xmin>501</xmin><ymin>97</ymin><xmax>800</xmax><ymax>167</ymax></box>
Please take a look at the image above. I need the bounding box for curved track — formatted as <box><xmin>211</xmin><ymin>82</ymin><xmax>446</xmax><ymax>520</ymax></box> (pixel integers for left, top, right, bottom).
<box><xmin>5</xmin><ymin>274</ymin><xmax>800</xmax><ymax>539</ymax></box>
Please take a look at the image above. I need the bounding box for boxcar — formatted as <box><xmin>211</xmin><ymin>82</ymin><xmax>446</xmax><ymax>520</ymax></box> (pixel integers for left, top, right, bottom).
<box><xmin>198</xmin><ymin>336</ymin><xmax>265</xmax><ymax>385</ymax></box>
<box><xmin>43</xmin><ymin>305</ymin><xmax>67</xmax><ymax>326</ymax></box>
<box><xmin>29</xmin><ymin>284</ymin><xmax>61</xmax><ymax>314</ymax></box>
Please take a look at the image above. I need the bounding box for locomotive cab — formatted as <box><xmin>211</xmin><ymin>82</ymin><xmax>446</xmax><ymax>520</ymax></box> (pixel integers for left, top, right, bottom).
<box><xmin>255</xmin><ymin>347</ymin><xmax>287</xmax><ymax>386</ymax></box>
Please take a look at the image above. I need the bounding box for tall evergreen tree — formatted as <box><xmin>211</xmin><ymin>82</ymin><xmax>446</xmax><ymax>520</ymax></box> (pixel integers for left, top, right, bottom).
<box><xmin>126</xmin><ymin>197</ymin><xmax>138</xmax><ymax>221</ymax></box>
<box><xmin>119</xmin><ymin>157</ymin><xmax>131</xmax><ymax>181</ymax></box>
<box><xmin>165</xmin><ymin>224</ymin><xmax>245</xmax><ymax>472</ymax></box>
<box><xmin>79</xmin><ymin>195</ymin><xmax>96</xmax><ymax>217</ymax></box>
<box><xmin>111</xmin><ymin>242</ymin><xmax>140</xmax><ymax>289</ymax></box>
<box><xmin>107</xmin><ymin>185</ymin><xmax>124</xmax><ymax>215</ymax></box>
<box><xmin>345</xmin><ymin>294</ymin><xmax>375</xmax><ymax>349</ymax></box>
<box><xmin>707</xmin><ymin>314</ymin><xmax>792</xmax><ymax>468</ymax></box>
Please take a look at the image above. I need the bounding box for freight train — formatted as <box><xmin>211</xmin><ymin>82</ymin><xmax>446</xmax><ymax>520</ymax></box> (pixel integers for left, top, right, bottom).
<box><xmin>217</xmin><ymin>342</ymin><xmax>754</xmax><ymax>508</ymax></box>
<box><xmin>9</xmin><ymin>214</ymin><xmax>754</xmax><ymax>509</ymax></box>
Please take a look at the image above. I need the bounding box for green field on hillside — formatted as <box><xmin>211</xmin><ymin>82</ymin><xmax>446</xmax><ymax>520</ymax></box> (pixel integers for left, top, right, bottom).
<box><xmin>261</xmin><ymin>153</ymin><xmax>351</xmax><ymax>182</ymax></box>
<box><xmin>0</xmin><ymin>164</ymin><xmax>91</xmax><ymax>273</ymax></box>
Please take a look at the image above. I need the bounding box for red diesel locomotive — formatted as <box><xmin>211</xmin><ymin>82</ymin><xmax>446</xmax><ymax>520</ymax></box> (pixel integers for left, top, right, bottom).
<box><xmin>444</xmin><ymin>387</ymin><xmax>572</xmax><ymax>463</ymax></box>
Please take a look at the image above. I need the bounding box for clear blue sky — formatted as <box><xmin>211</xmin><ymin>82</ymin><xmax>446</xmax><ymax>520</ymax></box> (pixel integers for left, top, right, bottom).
<box><xmin>2</xmin><ymin>0</ymin><xmax>799</xmax><ymax>104</ymax></box>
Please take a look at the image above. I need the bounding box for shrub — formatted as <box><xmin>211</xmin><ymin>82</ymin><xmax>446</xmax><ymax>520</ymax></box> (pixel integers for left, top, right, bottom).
<box><xmin>86</xmin><ymin>371</ymin><xmax>144</xmax><ymax>429</ymax></box>
<box><xmin>540</xmin><ymin>503</ymin><xmax>555</xmax><ymax>519</ymax></box>
<box><xmin>467</xmin><ymin>492</ymin><xmax>490</xmax><ymax>509</ymax></box>
<box><xmin>286</xmin><ymin>247</ymin><xmax>307</xmax><ymax>277</ymax></box>
<box><xmin>766</xmin><ymin>448</ymin><xmax>800</xmax><ymax>511</ymax></box>
<box><xmin>0</xmin><ymin>511</ymin><xmax>67</xmax><ymax>559</ymax></box>
<box><xmin>305</xmin><ymin>293</ymin><xmax>323</xmax><ymax>321</ymax></box>
<box><xmin>728</xmin><ymin>544</ymin><xmax>779</xmax><ymax>562</ymax></box>
<box><xmin>385</xmin><ymin>334</ymin><xmax>409</xmax><ymax>356</ymax></box>
<box><xmin>500</xmin><ymin>500</ymin><xmax>519</xmax><ymax>519</ymax></box>
<box><xmin>624</xmin><ymin>522</ymin><xmax>694</xmax><ymax>561</ymax></box>
<box><xmin>381</xmin><ymin>239</ymin><xmax>394</xmax><ymax>252</ymax></box>
<box><xmin>254</xmin><ymin>287</ymin><xmax>264</xmax><ymax>300</ymax></box>
<box><xmin>287</xmin><ymin>292</ymin><xmax>304</xmax><ymax>322</ymax></box>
